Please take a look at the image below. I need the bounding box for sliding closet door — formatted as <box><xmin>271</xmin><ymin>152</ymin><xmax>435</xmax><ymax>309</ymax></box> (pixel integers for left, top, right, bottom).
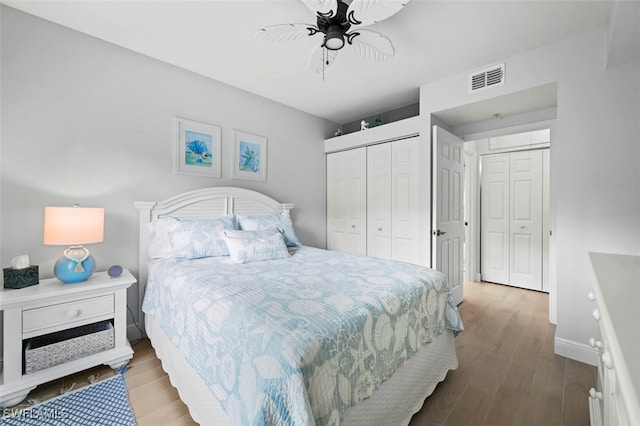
<box><xmin>391</xmin><ymin>136</ymin><xmax>421</xmax><ymax>264</ymax></box>
<box><xmin>481</xmin><ymin>153</ymin><xmax>510</xmax><ymax>285</ymax></box>
<box><xmin>367</xmin><ymin>143</ymin><xmax>392</xmax><ymax>259</ymax></box>
<box><xmin>509</xmin><ymin>150</ymin><xmax>542</xmax><ymax>290</ymax></box>
<box><xmin>327</xmin><ymin>148</ymin><xmax>367</xmax><ymax>255</ymax></box>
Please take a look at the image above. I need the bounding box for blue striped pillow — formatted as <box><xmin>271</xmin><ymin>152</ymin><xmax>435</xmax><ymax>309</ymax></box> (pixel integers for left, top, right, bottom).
<box><xmin>167</xmin><ymin>216</ymin><xmax>237</xmax><ymax>260</ymax></box>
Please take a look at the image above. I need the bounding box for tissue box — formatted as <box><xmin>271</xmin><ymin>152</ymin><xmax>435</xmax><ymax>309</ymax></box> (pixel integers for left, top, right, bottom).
<box><xmin>3</xmin><ymin>265</ymin><xmax>39</xmax><ymax>289</ymax></box>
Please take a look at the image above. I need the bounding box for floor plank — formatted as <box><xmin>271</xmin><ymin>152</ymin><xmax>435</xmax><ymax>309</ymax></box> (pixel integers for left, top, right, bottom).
<box><xmin>561</xmin><ymin>359</ymin><xmax>595</xmax><ymax>426</ymax></box>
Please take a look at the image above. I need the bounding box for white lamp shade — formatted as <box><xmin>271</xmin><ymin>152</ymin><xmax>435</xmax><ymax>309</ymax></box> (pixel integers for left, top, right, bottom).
<box><xmin>43</xmin><ymin>206</ymin><xmax>104</xmax><ymax>245</ymax></box>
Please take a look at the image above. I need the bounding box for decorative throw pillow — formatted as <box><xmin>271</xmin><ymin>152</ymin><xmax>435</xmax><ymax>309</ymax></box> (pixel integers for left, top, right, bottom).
<box><xmin>167</xmin><ymin>216</ymin><xmax>238</xmax><ymax>260</ymax></box>
<box><xmin>223</xmin><ymin>229</ymin><xmax>291</xmax><ymax>264</ymax></box>
<box><xmin>223</xmin><ymin>229</ymin><xmax>280</xmax><ymax>240</ymax></box>
<box><xmin>236</xmin><ymin>215</ymin><xmax>301</xmax><ymax>247</ymax></box>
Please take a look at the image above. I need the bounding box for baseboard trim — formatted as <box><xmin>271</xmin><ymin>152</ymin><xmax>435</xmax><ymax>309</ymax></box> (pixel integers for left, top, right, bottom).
<box><xmin>554</xmin><ymin>336</ymin><xmax>598</xmax><ymax>366</ymax></box>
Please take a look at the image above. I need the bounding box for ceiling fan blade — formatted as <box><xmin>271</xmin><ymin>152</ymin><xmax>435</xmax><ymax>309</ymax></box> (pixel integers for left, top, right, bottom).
<box><xmin>309</xmin><ymin>44</ymin><xmax>338</xmax><ymax>73</ymax></box>
<box><xmin>347</xmin><ymin>29</ymin><xmax>395</xmax><ymax>60</ymax></box>
<box><xmin>255</xmin><ymin>23</ymin><xmax>320</xmax><ymax>42</ymax></box>
<box><xmin>346</xmin><ymin>0</ymin><xmax>411</xmax><ymax>27</ymax></box>
<box><xmin>301</xmin><ymin>0</ymin><xmax>338</xmax><ymax>18</ymax></box>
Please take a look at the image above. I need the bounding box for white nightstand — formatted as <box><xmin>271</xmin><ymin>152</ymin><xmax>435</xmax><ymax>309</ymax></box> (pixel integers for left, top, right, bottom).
<box><xmin>0</xmin><ymin>270</ymin><xmax>136</xmax><ymax>407</ymax></box>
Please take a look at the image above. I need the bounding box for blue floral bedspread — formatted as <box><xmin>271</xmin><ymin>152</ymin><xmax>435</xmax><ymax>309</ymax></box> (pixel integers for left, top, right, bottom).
<box><xmin>142</xmin><ymin>246</ymin><xmax>463</xmax><ymax>426</ymax></box>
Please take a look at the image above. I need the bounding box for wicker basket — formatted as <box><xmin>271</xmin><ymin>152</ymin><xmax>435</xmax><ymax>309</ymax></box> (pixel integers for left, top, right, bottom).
<box><xmin>24</xmin><ymin>321</ymin><xmax>114</xmax><ymax>374</ymax></box>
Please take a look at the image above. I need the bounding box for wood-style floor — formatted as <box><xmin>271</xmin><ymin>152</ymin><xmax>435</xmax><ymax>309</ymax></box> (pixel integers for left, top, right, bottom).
<box><xmin>16</xmin><ymin>280</ymin><xmax>595</xmax><ymax>425</ymax></box>
<box><xmin>410</xmin><ymin>281</ymin><xmax>595</xmax><ymax>426</ymax></box>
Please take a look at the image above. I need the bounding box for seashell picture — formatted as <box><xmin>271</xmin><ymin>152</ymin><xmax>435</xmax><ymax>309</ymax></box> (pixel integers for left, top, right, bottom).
<box><xmin>175</xmin><ymin>117</ymin><xmax>222</xmax><ymax>178</ymax></box>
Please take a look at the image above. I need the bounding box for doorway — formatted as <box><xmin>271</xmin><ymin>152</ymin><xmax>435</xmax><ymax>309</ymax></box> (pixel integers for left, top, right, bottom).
<box><xmin>431</xmin><ymin>84</ymin><xmax>557</xmax><ymax>324</ymax></box>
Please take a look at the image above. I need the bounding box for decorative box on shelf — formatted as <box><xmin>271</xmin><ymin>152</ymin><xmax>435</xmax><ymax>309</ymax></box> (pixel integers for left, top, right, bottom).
<box><xmin>3</xmin><ymin>265</ymin><xmax>39</xmax><ymax>289</ymax></box>
<box><xmin>24</xmin><ymin>320</ymin><xmax>115</xmax><ymax>374</ymax></box>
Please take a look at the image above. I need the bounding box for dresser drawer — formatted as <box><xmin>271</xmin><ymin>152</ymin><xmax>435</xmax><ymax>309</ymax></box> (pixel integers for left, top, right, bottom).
<box><xmin>22</xmin><ymin>295</ymin><xmax>114</xmax><ymax>336</ymax></box>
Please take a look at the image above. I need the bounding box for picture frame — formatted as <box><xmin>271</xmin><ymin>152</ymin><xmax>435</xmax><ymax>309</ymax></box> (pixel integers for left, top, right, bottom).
<box><xmin>232</xmin><ymin>130</ymin><xmax>267</xmax><ymax>182</ymax></box>
<box><xmin>175</xmin><ymin>117</ymin><xmax>222</xmax><ymax>178</ymax></box>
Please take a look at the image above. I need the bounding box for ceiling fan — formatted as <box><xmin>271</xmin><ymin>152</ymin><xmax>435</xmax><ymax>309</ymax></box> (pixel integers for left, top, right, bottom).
<box><xmin>255</xmin><ymin>0</ymin><xmax>411</xmax><ymax>74</ymax></box>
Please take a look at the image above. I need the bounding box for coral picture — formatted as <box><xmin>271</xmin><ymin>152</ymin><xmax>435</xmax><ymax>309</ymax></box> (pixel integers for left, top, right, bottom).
<box><xmin>185</xmin><ymin>131</ymin><xmax>213</xmax><ymax>167</ymax></box>
<box><xmin>175</xmin><ymin>117</ymin><xmax>221</xmax><ymax>178</ymax></box>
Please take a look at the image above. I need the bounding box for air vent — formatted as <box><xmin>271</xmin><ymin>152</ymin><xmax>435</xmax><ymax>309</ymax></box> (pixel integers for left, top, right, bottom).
<box><xmin>469</xmin><ymin>63</ymin><xmax>505</xmax><ymax>92</ymax></box>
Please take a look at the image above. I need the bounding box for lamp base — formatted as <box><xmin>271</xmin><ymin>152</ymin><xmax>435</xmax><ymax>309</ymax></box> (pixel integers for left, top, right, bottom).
<box><xmin>54</xmin><ymin>246</ymin><xmax>96</xmax><ymax>284</ymax></box>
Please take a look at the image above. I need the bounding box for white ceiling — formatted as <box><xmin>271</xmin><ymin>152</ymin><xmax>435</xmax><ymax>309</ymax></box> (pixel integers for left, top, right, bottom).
<box><xmin>4</xmin><ymin>0</ymin><xmax>612</xmax><ymax>125</ymax></box>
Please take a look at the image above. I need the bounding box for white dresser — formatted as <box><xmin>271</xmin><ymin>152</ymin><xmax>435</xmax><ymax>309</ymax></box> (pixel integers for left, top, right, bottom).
<box><xmin>588</xmin><ymin>252</ymin><xmax>640</xmax><ymax>426</ymax></box>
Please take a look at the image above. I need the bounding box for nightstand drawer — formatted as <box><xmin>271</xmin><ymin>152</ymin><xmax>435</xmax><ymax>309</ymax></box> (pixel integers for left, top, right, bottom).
<box><xmin>22</xmin><ymin>295</ymin><xmax>114</xmax><ymax>336</ymax></box>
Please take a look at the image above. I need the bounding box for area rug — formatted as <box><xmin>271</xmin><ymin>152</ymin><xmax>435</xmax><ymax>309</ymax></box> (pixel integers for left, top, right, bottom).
<box><xmin>1</xmin><ymin>374</ymin><xmax>136</xmax><ymax>425</ymax></box>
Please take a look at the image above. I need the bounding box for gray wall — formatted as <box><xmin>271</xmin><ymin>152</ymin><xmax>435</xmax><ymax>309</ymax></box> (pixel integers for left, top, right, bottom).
<box><xmin>420</xmin><ymin>27</ymin><xmax>640</xmax><ymax>363</ymax></box>
<box><xmin>1</xmin><ymin>6</ymin><xmax>334</xmax><ymax>331</ymax></box>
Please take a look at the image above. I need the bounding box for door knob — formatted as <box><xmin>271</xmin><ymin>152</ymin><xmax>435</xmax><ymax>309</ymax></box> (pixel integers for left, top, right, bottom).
<box><xmin>432</xmin><ymin>230</ymin><xmax>447</xmax><ymax>236</ymax></box>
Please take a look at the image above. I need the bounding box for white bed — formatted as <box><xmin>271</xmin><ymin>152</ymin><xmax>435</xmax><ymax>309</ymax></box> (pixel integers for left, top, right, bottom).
<box><xmin>136</xmin><ymin>187</ymin><xmax>461</xmax><ymax>426</ymax></box>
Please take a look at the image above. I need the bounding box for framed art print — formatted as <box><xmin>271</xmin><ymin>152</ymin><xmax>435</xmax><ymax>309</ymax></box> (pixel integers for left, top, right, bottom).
<box><xmin>175</xmin><ymin>117</ymin><xmax>221</xmax><ymax>178</ymax></box>
<box><xmin>232</xmin><ymin>130</ymin><xmax>267</xmax><ymax>182</ymax></box>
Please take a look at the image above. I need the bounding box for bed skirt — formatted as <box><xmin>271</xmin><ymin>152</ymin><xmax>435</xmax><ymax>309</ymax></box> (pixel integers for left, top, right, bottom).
<box><xmin>145</xmin><ymin>315</ymin><xmax>458</xmax><ymax>426</ymax></box>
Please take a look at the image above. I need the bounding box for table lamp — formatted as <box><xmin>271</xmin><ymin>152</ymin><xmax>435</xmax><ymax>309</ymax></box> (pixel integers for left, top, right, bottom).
<box><xmin>43</xmin><ymin>206</ymin><xmax>104</xmax><ymax>284</ymax></box>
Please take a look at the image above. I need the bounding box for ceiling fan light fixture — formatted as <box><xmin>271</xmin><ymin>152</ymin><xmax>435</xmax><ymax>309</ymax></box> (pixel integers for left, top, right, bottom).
<box><xmin>324</xmin><ymin>24</ymin><xmax>345</xmax><ymax>50</ymax></box>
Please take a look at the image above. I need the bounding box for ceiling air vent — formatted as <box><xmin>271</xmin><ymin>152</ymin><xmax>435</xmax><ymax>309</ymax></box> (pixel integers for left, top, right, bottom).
<box><xmin>469</xmin><ymin>63</ymin><xmax>505</xmax><ymax>93</ymax></box>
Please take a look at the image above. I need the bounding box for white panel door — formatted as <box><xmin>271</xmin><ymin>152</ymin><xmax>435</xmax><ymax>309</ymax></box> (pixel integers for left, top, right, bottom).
<box><xmin>391</xmin><ymin>136</ymin><xmax>421</xmax><ymax>264</ymax></box>
<box><xmin>432</xmin><ymin>126</ymin><xmax>465</xmax><ymax>304</ymax></box>
<box><xmin>480</xmin><ymin>153</ymin><xmax>510</xmax><ymax>285</ymax></box>
<box><xmin>367</xmin><ymin>143</ymin><xmax>392</xmax><ymax>260</ymax></box>
<box><xmin>327</xmin><ymin>148</ymin><xmax>367</xmax><ymax>255</ymax></box>
<box><xmin>509</xmin><ymin>150</ymin><xmax>543</xmax><ymax>290</ymax></box>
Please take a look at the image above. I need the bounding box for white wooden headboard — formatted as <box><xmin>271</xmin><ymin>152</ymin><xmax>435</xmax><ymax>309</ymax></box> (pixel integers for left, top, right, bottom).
<box><xmin>134</xmin><ymin>187</ymin><xmax>293</xmax><ymax>332</ymax></box>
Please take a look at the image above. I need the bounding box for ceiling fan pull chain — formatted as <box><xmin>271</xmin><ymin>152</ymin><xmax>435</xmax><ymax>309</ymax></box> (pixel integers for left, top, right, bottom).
<box><xmin>322</xmin><ymin>47</ymin><xmax>326</xmax><ymax>82</ymax></box>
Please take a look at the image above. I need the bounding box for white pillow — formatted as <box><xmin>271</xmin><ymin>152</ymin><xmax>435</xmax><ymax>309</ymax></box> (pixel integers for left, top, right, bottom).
<box><xmin>236</xmin><ymin>215</ymin><xmax>301</xmax><ymax>247</ymax></box>
<box><xmin>148</xmin><ymin>218</ymin><xmax>179</xmax><ymax>259</ymax></box>
<box><xmin>223</xmin><ymin>229</ymin><xmax>290</xmax><ymax>264</ymax></box>
<box><xmin>223</xmin><ymin>229</ymin><xmax>279</xmax><ymax>240</ymax></box>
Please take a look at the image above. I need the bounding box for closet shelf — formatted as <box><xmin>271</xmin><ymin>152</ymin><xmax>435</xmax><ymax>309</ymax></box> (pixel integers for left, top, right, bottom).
<box><xmin>325</xmin><ymin>116</ymin><xmax>420</xmax><ymax>154</ymax></box>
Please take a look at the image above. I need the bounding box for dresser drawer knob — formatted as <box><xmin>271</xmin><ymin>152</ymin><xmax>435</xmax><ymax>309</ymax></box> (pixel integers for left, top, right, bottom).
<box><xmin>587</xmin><ymin>291</ymin><xmax>595</xmax><ymax>301</ymax></box>
<box><xmin>66</xmin><ymin>309</ymin><xmax>80</xmax><ymax>318</ymax></box>
<box><xmin>592</xmin><ymin>308</ymin><xmax>600</xmax><ymax>321</ymax></box>
<box><xmin>588</xmin><ymin>338</ymin><xmax>602</xmax><ymax>348</ymax></box>
<box><xmin>602</xmin><ymin>352</ymin><xmax>614</xmax><ymax>369</ymax></box>
<box><xmin>589</xmin><ymin>388</ymin><xmax>603</xmax><ymax>400</ymax></box>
